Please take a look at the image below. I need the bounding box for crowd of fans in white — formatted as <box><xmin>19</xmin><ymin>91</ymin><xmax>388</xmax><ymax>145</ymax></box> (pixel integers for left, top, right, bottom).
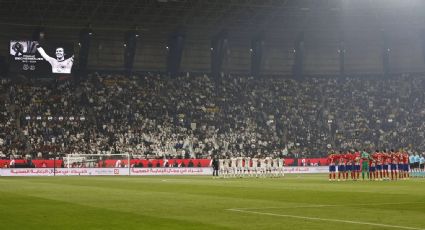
<box><xmin>1</xmin><ymin>73</ymin><xmax>425</xmax><ymax>162</ymax></box>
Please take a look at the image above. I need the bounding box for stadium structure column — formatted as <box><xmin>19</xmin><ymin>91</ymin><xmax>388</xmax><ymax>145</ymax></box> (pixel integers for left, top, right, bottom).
<box><xmin>0</xmin><ymin>55</ymin><xmax>9</xmax><ymax>78</ymax></box>
<box><xmin>421</xmin><ymin>29</ymin><xmax>425</xmax><ymax>65</ymax></box>
<box><xmin>166</xmin><ymin>31</ymin><xmax>185</xmax><ymax>78</ymax></box>
<box><xmin>381</xmin><ymin>30</ymin><xmax>390</xmax><ymax>76</ymax></box>
<box><xmin>292</xmin><ymin>32</ymin><xmax>304</xmax><ymax>80</ymax></box>
<box><xmin>124</xmin><ymin>29</ymin><xmax>139</xmax><ymax>76</ymax></box>
<box><xmin>251</xmin><ymin>33</ymin><xmax>265</xmax><ymax>78</ymax></box>
<box><xmin>211</xmin><ymin>30</ymin><xmax>228</xmax><ymax>79</ymax></box>
<box><xmin>338</xmin><ymin>32</ymin><xmax>345</xmax><ymax>75</ymax></box>
<box><xmin>78</xmin><ymin>25</ymin><xmax>93</xmax><ymax>79</ymax></box>
<box><xmin>32</xmin><ymin>26</ymin><xmax>45</xmax><ymax>42</ymax></box>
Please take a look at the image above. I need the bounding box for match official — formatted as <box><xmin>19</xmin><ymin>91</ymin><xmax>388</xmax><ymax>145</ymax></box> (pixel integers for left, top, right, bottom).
<box><xmin>212</xmin><ymin>155</ymin><xmax>219</xmax><ymax>178</ymax></box>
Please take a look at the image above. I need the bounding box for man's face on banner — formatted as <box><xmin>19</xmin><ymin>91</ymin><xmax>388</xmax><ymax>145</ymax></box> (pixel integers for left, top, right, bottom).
<box><xmin>56</xmin><ymin>47</ymin><xmax>64</xmax><ymax>59</ymax></box>
<box><xmin>13</xmin><ymin>42</ymin><xmax>23</xmax><ymax>53</ymax></box>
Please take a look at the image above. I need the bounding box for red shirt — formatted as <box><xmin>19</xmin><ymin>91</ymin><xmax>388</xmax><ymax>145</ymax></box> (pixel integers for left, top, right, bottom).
<box><xmin>328</xmin><ymin>154</ymin><xmax>336</xmax><ymax>165</ymax></box>
<box><xmin>345</xmin><ymin>153</ymin><xmax>353</xmax><ymax>164</ymax></box>
<box><xmin>391</xmin><ymin>153</ymin><xmax>398</xmax><ymax>164</ymax></box>
<box><xmin>383</xmin><ymin>154</ymin><xmax>390</xmax><ymax>164</ymax></box>
<box><xmin>354</xmin><ymin>152</ymin><xmax>361</xmax><ymax>164</ymax></box>
<box><xmin>376</xmin><ymin>153</ymin><xmax>384</xmax><ymax>164</ymax></box>
<box><xmin>338</xmin><ymin>154</ymin><xmax>346</xmax><ymax>165</ymax></box>
<box><xmin>371</xmin><ymin>153</ymin><xmax>378</xmax><ymax>161</ymax></box>
<box><xmin>403</xmin><ymin>153</ymin><xmax>409</xmax><ymax>164</ymax></box>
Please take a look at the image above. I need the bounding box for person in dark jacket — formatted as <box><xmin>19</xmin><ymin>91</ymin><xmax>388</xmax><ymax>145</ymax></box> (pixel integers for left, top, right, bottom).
<box><xmin>212</xmin><ymin>155</ymin><xmax>219</xmax><ymax>177</ymax></box>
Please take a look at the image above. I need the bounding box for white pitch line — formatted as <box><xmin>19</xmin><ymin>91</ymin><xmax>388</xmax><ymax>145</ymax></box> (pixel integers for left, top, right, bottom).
<box><xmin>229</xmin><ymin>201</ymin><xmax>425</xmax><ymax>211</ymax></box>
<box><xmin>226</xmin><ymin>209</ymin><xmax>425</xmax><ymax>230</ymax></box>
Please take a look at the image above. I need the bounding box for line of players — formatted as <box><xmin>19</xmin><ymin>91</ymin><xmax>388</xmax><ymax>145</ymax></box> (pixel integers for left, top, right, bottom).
<box><xmin>218</xmin><ymin>156</ymin><xmax>285</xmax><ymax>178</ymax></box>
<box><xmin>328</xmin><ymin>150</ymin><xmax>411</xmax><ymax>181</ymax></box>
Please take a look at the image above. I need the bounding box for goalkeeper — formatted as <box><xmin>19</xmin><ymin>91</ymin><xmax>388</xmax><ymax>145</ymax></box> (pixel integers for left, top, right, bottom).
<box><xmin>361</xmin><ymin>149</ymin><xmax>370</xmax><ymax>180</ymax></box>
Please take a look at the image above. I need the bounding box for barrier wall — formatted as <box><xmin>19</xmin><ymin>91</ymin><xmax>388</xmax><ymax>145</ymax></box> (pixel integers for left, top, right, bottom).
<box><xmin>0</xmin><ymin>167</ymin><xmax>212</xmax><ymax>176</ymax></box>
<box><xmin>0</xmin><ymin>166</ymin><xmax>329</xmax><ymax>176</ymax></box>
<box><xmin>0</xmin><ymin>159</ymin><xmax>63</xmax><ymax>168</ymax></box>
<box><xmin>0</xmin><ymin>158</ymin><xmax>328</xmax><ymax>168</ymax></box>
<box><xmin>283</xmin><ymin>166</ymin><xmax>329</xmax><ymax>174</ymax></box>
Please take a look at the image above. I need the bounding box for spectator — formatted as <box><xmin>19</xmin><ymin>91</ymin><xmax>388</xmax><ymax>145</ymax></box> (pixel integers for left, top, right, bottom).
<box><xmin>1</xmin><ymin>73</ymin><xmax>425</xmax><ymax>162</ymax></box>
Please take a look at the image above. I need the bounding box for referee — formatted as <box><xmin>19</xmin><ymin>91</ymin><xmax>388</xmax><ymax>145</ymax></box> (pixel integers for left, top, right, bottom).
<box><xmin>212</xmin><ymin>155</ymin><xmax>219</xmax><ymax>178</ymax></box>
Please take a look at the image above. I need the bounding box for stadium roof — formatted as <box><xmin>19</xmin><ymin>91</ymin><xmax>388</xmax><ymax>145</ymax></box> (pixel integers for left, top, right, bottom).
<box><xmin>1</xmin><ymin>0</ymin><xmax>423</xmax><ymax>37</ymax></box>
<box><xmin>0</xmin><ymin>0</ymin><xmax>288</xmax><ymax>33</ymax></box>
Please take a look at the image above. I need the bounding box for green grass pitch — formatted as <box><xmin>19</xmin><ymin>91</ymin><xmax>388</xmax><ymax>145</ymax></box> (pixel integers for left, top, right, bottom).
<box><xmin>0</xmin><ymin>174</ymin><xmax>424</xmax><ymax>230</ymax></box>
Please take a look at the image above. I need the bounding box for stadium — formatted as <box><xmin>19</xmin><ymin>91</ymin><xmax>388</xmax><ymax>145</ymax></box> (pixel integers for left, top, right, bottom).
<box><xmin>0</xmin><ymin>0</ymin><xmax>425</xmax><ymax>229</ymax></box>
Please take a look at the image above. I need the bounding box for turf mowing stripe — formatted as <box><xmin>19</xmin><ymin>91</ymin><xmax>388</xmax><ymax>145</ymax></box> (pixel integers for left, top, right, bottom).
<box><xmin>226</xmin><ymin>209</ymin><xmax>425</xmax><ymax>230</ymax></box>
<box><xmin>229</xmin><ymin>201</ymin><xmax>425</xmax><ymax>210</ymax></box>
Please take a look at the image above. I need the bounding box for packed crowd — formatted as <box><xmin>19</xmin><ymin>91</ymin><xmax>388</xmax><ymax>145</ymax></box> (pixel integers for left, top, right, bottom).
<box><xmin>1</xmin><ymin>73</ymin><xmax>425</xmax><ymax>161</ymax></box>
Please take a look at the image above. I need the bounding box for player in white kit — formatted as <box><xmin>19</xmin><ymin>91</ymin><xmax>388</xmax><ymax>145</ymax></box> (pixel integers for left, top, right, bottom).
<box><xmin>251</xmin><ymin>156</ymin><xmax>258</xmax><ymax>177</ymax></box>
<box><xmin>258</xmin><ymin>157</ymin><xmax>266</xmax><ymax>178</ymax></box>
<box><xmin>272</xmin><ymin>157</ymin><xmax>279</xmax><ymax>177</ymax></box>
<box><xmin>244</xmin><ymin>156</ymin><xmax>251</xmax><ymax>177</ymax></box>
<box><xmin>236</xmin><ymin>155</ymin><xmax>244</xmax><ymax>177</ymax></box>
<box><xmin>223</xmin><ymin>157</ymin><xmax>231</xmax><ymax>178</ymax></box>
<box><xmin>265</xmin><ymin>156</ymin><xmax>273</xmax><ymax>177</ymax></box>
<box><xmin>230</xmin><ymin>156</ymin><xmax>238</xmax><ymax>177</ymax></box>
<box><xmin>219</xmin><ymin>158</ymin><xmax>226</xmax><ymax>178</ymax></box>
<box><xmin>277</xmin><ymin>157</ymin><xmax>285</xmax><ymax>177</ymax></box>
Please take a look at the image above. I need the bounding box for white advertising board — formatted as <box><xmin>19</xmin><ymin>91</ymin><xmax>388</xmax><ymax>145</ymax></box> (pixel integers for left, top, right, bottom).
<box><xmin>0</xmin><ymin>166</ymin><xmax>328</xmax><ymax>176</ymax></box>
<box><xmin>0</xmin><ymin>167</ymin><xmax>213</xmax><ymax>176</ymax></box>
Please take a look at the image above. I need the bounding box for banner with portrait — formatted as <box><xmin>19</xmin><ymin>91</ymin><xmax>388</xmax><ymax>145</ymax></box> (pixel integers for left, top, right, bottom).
<box><xmin>9</xmin><ymin>40</ymin><xmax>75</xmax><ymax>76</ymax></box>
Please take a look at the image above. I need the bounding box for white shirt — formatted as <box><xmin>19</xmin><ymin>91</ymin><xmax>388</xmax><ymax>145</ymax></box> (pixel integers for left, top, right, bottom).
<box><xmin>265</xmin><ymin>157</ymin><xmax>272</xmax><ymax>167</ymax></box>
<box><xmin>224</xmin><ymin>159</ymin><xmax>230</xmax><ymax>168</ymax></box>
<box><xmin>230</xmin><ymin>157</ymin><xmax>237</xmax><ymax>168</ymax></box>
<box><xmin>252</xmin><ymin>158</ymin><xmax>258</xmax><ymax>168</ymax></box>
<box><xmin>237</xmin><ymin>157</ymin><xmax>244</xmax><ymax>167</ymax></box>
<box><xmin>244</xmin><ymin>157</ymin><xmax>251</xmax><ymax>168</ymax></box>
<box><xmin>272</xmin><ymin>158</ymin><xmax>279</xmax><ymax>168</ymax></box>
<box><xmin>277</xmin><ymin>158</ymin><xmax>284</xmax><ymax>167</ymax></box>
<box><xmin>219</xmin><ymin>159</ymin><xmax>224</xmax><ymax>168</ymax></box>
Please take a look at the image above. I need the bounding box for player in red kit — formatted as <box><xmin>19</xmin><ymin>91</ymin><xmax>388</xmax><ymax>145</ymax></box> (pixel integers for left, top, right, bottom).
<box><xmin>328</xmin><ymin>152</ymin><xmax>337</xmax><ymax>181</ymax></box>
<box><xmin>354</xmin><ymin>150</ymin><xmax>361</xmax><ymax>180</ymax></box>
<box><xmin>383</xmin><ymin>150</ymin><xmax>391</xmax><ymax>180</ymax></box>
<box><xmin>370</xmin><ymin>151</ymin><xmax>377</xmax><ymax>180</ymax></box>
<box><xmin>402</xmin><ymin>151</ymin><xmax>409</xmax><ymax>179</ymax></box>
<box><xmin>369</xmin><ymin>157</ymin><xmax>376</xmax><ymax>181</ymax></box>
<box><xmin>375</xmin><ymin>150</ymin><xmax>384</xmax><ymax>181</ymax></box>
<box><xmin>396</xmin><ymin>152</ymin><xmax>403</xmax><ymax>179</ymax></box>
<box><xmin>337</xmin><ymin>151</ymin><xmax>346</xmax><ymax>181</ymax></box>
<box><xmin>397</xmin><ymin>151</ymin><xmax>406</xmax><ymax>179</ymax></box>
<box><xmin>345</xmin><ymin>151</ymin><xmax>354</xmax><ymax>180</ymax></box>
<box><xmin>390</xmin><ymin>150</ymin><xmax>398</xmax><ymax>180</ymax></box>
